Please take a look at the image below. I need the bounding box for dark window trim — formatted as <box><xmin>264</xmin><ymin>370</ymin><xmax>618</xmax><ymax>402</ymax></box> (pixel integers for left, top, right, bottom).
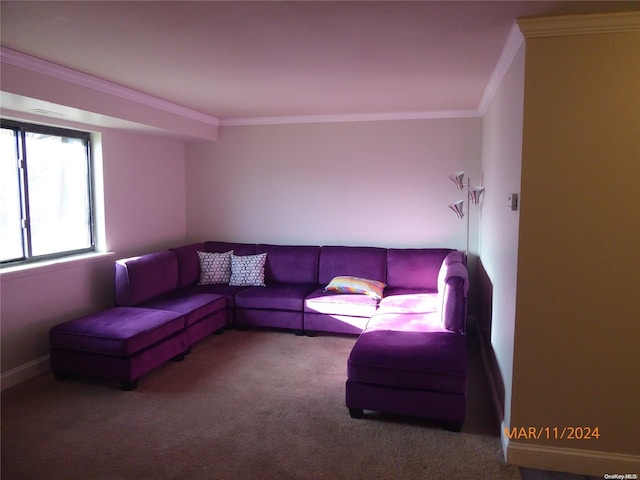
<box><xmin>1</xmin><ymin>119</ymin><xmax>96</xmax><ymax>267</ymax></box>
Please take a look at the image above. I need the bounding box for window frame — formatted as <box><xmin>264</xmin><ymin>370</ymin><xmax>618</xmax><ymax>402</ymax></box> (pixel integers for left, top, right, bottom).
<box><xmin>1</xmin><ymin>119</ymin><xmax>97</xmax><ymax>267</ymax></box>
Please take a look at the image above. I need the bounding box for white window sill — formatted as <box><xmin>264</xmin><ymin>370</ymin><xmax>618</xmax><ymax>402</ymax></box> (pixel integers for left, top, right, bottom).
<box><xmin>0</xmin><ymin>251</ymin><xmax>115</xmax><ymax>281</ymax></box>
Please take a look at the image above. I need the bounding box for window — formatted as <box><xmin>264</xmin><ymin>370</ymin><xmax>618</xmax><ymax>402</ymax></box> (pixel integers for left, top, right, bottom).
<box><xmin>1</xmin><ymin>120</ymin><xmax>95</xmax><ymax>265</ymax></box>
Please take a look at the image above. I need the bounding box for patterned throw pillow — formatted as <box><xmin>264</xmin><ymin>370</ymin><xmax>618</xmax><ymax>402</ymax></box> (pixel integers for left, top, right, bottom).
<box><xmin>229</xmin><ymin>253</ymin><xmax>268</xmax><ymax>287</ymax></box>
<box><xmin>197</xmin><ymin>250</ymin><xmax>233</xmax><ymax>285</ymax></box>
<box><xmin>324</xmin><ymin>276</ymin><xmax>386</xmax><ymax>300</ymax></box>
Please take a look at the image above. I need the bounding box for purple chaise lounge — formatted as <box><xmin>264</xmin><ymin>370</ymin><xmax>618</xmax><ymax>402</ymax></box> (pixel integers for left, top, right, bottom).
<box><xmin>49</xmin><ymin>249</ymin><xmax>227</xmax><ymax>390</ymax></box>
<box><xmin>345</xmin><ymin>251</ymin><xmax>468</xmax><ymax>430</ymax></box>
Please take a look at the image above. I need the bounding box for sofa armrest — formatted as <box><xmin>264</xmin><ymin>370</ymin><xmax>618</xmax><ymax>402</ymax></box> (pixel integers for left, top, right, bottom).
<box><xmin>438</xmin><ymin>260</ymin><xmax>469</xmax><ymax>334</ymax></box>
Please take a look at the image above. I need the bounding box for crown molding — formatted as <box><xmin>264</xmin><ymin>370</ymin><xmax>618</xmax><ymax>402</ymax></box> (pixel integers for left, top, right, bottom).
<box><xmin>518</xmin><ymin>11</ymin><xmax>640</xmax><ymax>38</ymax></box>
<box><xmin>478</xmin><ymin>22</ymin><xmax>524</xmax><ymax>115</ymax></box>
<box><xmin>220</xmin><ymin>109</ymin><xmax>481</xmax><ymax>126</ymax></box>
<box><xmin>1</xmin><ymin>46</ymin><xmax>481</xmax><ymax>128</ymax></box>
<box><xmin>1</xmin><ymin>47</ymin><xmax>220</xmax><ymax>127</ymax></box>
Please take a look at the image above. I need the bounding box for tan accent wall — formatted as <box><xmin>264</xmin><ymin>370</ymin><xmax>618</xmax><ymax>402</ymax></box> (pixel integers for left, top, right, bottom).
<box><xmin>510</xmin><ymin>14</ymin><xmax>640</xmax><ymax>471</ymax></box>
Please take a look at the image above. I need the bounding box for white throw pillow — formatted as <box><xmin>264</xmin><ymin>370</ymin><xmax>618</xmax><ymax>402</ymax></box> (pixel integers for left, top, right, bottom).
<box><xmin>229</xmin><ymin>253</ymin><xmax>267</xmax><ymax>287</ymax></box>
<box><xmin>197</xmin><ymin>250</ymin><xmax>233</xmax><ymax>285</ymax></box>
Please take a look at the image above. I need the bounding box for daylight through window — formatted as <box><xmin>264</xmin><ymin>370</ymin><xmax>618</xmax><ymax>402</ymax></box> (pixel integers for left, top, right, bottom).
<box><xmin>1</xmin><ymin>120</ymin><xmax>95</xmax><ymax>265</ymax></box>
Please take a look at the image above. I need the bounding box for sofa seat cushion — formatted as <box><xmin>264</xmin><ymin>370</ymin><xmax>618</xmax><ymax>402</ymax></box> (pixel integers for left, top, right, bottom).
<box><xmin>378</xmin><ymin>291</ymin><xmax>439</xmax><ymax>314</ymax></box>
<box><xmin>304</xmin><ymin>288</ymin><xmax>379</xmax><ymax>318</ymax></box>
<box><xmin>49</xmin><ymin>307</ymin><xmax>185</xmax><ymax>357</ymax></box>
<box><xmin>365</xmin><ymin>312</ymin><xmax>446</xmax><ymax>333</ymax></box>
<box><xmin>347</xmin><ymin>328</ymin><xmax>467</xmax><ymax>394</ymax></box>
<box><xmin>235</xmin><ymin>284</ymin><xmax>318</xmax><ymax>311</ymax></box>
<box><xmin>142</xmin><ymin>292</ymin><xmax>226</xmax><ymax>327</ymax></box>
<box><xmin>303</xmin><ymin>312</ymin><xmax>369</xmax><ymax>335</ymax></box>
<box><xmin>383</xmin><ymin>287</ymin><xmax>438</xmax><ymax>297</ymax></box>
<box><xmin>188</xmin><ymin>284</ymin><xmax>247</xmax><ymax>309</ymax></box>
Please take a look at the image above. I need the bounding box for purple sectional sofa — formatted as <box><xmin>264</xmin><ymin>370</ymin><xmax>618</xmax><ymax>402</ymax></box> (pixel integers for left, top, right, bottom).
<box><xmin>49</xmin><ymin>241</ymin><xmax>468</xmax><ymax>429</ymax></box>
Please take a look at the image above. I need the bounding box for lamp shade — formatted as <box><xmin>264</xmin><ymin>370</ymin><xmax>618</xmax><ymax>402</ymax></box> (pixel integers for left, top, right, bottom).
<box><xmin>469</xmin><ymin>186</ymin><xmax>485</xmax><ymax>204</ymax></box>
<box><xmin>449</xmin><ymin>200</ymin><xmax>464</xmax><ymax>219</ymax></box>
<box><xmin>448</xmin><ymin>171</ymin><xmax>465</xmax><ymax>190</ymax></box>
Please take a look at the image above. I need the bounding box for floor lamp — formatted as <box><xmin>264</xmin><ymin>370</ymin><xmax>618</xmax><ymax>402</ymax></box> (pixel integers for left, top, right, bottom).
<box><xmin>448</xmin><ymin>171</ymin><xmax>484</xmax><ymax>260</ymax></box>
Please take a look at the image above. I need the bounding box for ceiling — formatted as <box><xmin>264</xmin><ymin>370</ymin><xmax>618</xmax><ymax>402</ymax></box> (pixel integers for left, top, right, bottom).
<box><xmin>1</xmin><ymin>1</ymin><xmax>638</xmax><ymax>122</ymax></box>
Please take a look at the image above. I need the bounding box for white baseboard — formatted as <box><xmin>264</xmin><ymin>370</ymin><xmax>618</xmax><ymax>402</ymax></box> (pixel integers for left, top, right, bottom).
<box><xmin>506</xmin><ymin>440</ymin><xmax>640</xmax><ymax>476</ymax></box>
<box><xmin>1</xmin><ymin>355</ymin><xmax>50</xmax><ymax>391</ymax></box>
<box><xmin>501</xmin><ymin>420</ymin><xmax>510</xmax><ymax>462</ymax></box>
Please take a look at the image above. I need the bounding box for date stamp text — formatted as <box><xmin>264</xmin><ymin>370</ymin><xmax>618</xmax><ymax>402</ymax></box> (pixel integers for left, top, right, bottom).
<box><xmin>503</xmin><ymin>426</ymin><xmax>600</xmax><ymax>440</ymax></box>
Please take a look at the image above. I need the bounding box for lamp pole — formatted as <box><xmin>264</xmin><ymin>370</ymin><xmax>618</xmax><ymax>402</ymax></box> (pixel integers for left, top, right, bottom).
<box><xmin>465</xmin><ymin>178</ymin><xmax>470</xmax><ymax>263</ymax></box>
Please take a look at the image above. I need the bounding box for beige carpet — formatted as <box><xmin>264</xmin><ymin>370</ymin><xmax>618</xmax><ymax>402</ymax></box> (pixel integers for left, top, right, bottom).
<box><xmin>1</xmin><ymin>329</ymin><xmax>521</xmax><ymax>480</ymax></box>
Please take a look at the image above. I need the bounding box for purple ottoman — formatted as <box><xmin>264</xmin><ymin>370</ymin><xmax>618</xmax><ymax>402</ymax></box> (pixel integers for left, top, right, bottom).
<box><xmin>346</xmin><ymin>326</ymin><xmax>467</xmax><ymax>431</ymax></box>
<box><xmin>50</xmin><ymin>307</ymin><xmax>189</xmax><ymax>390</ymax></box>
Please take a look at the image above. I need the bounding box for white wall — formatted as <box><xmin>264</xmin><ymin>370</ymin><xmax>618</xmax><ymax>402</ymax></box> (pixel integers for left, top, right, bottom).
<box><xmin>186</xmin><ymin>119</ymin><xmax>482</xmax><ymax>250</ymax></box>
<box><xmin>1</xmin><ymin>126</ymin><xmax>187</xmax><ymax>386</ymax></box>
<box><xmin>100</xmin><ymin>129</ymin><xmax>187</xmax><ymax>257</ymax></box>
<box><xmin>479</xmin><ymin>43</ymin><xmax>525</xmax><ymax>442</ymax></box>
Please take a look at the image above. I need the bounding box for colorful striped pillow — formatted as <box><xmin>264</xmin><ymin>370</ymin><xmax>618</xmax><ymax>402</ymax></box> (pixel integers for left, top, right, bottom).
<box><xmin>324</xmin><ymin>276</ymin><xmax>386</xmax><ymax>300</ymax></box>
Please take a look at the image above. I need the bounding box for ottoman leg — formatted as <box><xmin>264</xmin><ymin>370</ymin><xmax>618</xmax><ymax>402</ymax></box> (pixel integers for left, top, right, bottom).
<box><xmin>171</xmin><ymin>349</ymin><xmax>189</xmax><ymax>362</ymax></box>
<box><xmin>121</xmin><ymin>379</ymin><xmax>138</xmax><ymax>391</ymax></box>
<box><xmin>348</xmin><ymin>408</ymin><xmax>364</xmax><ymax>419</ymax></box>
<box><xmin>445</xmin><ymin>422</ymin><xmax>462</xmax><ymax>433</ymax></box>
<box><xmin>53</xmin><ymin>371</ymin><xmax>68</xmax><ymax>381</ymax></box>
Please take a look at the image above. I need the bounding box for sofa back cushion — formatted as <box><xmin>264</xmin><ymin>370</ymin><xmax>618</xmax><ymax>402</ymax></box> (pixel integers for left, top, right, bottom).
<box><xmin>257</xmin><ymin>244</ymin><xmax>320</xmax><ymax>284</ymax></box>
<box><xmin>318</xmin><ymin>246</ymin><xmax>387</xmax><ymax>285</ymax></box>
<box><xmin>386</xmin><ymin>248</ymin><xmax>453</xmax><ymax>290</ymax></box>
<box><xmin>205</xmin><ymin>241</ymin><xmax>256</xmax><ymax>256</ymax></box>
<box><xmin>115</xmin><ymin>250</ymin><xmax>179</xmax><ymax>306</ymax></box>
<box><xmin>170</xmin><ymin>243</ymin><xmax>205</xmax><ymax>287</ymax></box>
